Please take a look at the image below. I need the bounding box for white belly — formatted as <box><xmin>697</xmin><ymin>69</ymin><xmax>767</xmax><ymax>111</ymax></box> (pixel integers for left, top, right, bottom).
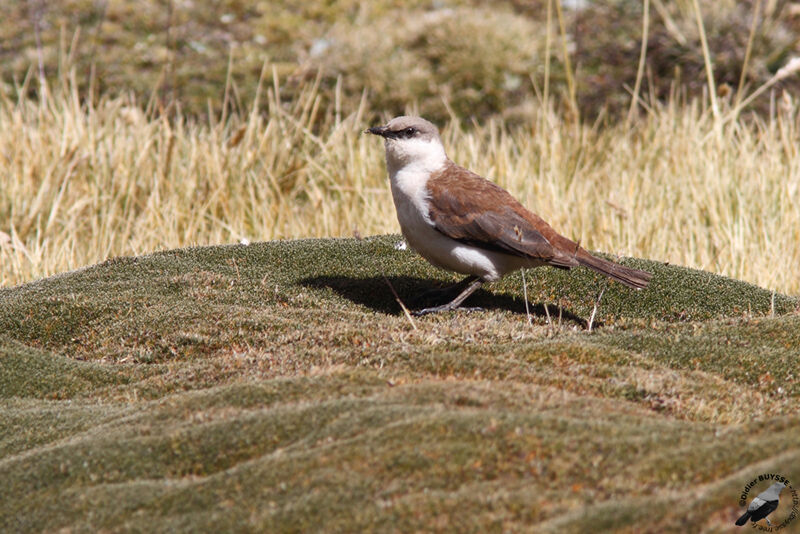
<box><xmin>390</xmin><ymin>172</ymin><xmax>527</xmax><ymax>282</ymax></box>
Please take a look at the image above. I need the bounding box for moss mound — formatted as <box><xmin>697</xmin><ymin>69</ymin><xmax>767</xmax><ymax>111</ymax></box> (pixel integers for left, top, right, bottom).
<box><xmin>1</xmin><ymin>236</ymin><xmax>798</xmax><ymax>532</ymax></box>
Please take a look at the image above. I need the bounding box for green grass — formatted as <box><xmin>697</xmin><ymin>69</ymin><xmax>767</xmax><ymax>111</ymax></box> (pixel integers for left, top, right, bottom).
<box><xmin>1</xmin><ymin>236</ymin><xmax>799</xmax><ymax>532</ymax></box>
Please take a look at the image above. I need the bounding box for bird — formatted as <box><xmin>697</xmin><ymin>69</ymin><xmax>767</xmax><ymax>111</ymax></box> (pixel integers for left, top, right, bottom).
<box><xmin>366</xmin><ymin>116</ymin><xmax>652</xmax><ymax>315</ymax></box>
<box><xmin>736</xmin><ymin>482</ymin><xmax>785</xmax><ymax>527</ymax></box>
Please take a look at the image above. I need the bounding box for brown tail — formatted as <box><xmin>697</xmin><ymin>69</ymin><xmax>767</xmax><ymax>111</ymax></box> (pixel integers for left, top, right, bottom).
<box><xmin>576</xmin><ymin>252</ymin><xmax>652</xmax><ymax>289</ymax></box>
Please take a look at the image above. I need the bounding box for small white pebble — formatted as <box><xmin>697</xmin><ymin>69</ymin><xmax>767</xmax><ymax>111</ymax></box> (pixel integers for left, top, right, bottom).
<box><xmin>394</xmin><ymin>240</ymin><xmax>408</xmax><ymax>251</ymax></box>
<box><xmin>240</xmin><ymin>238</ymin><xmax>251</xmax><ymax>246</ymax></box>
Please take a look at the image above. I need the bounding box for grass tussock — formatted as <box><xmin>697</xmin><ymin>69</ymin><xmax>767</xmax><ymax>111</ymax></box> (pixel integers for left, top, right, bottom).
<box><xmin>2</xmin><ymin>73</ymin><xmax>800</xmax><ymax>294</ymax></box>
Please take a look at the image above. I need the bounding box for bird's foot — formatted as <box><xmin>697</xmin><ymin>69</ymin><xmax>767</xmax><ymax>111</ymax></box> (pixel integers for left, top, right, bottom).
<box><xmin>409</xmin><ymin>287</ymin><xmax>456</xmax><ymax>307</ymax></box>
<box><xmin>412</xmin><ymin>305</ymin><xmax>485</xmax><ymax>316</ymax></box>
<box><xmin>411</xmin><ymin>277</ymin><xmax>485</xmax><ymax>316</ymax></box>
<box><xmin>410</xmin><ymin>276</ymin><xmax>480</xmax><ymax>306</ymax></box>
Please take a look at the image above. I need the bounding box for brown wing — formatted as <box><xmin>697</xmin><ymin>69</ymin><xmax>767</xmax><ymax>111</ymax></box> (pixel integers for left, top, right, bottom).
<box><xmin>426</xmin><ymin>162</ymin><xmax>580</xmax><ymax>268</ymax></box>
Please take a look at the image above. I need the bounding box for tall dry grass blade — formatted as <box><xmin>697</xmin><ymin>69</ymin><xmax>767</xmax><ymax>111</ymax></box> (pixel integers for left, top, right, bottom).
<box><xmin>734</xmin><ymin>0</ymin><xmax>763</xmax><ymax>111</ymax></box>
<box><xmin>722</xmin><ymin>57</ymin><xmax>800</xmax><ymax>126</ymax></box>
<box><xmin>543</xmin><ymin>0</ymin><xmax>553</xmax><ymax>112</ymax></box>
<box><xmin>627</xmin><ymin>0</ymin><xmax>651</xmax><ymax>125</ymax></box>
<box><xmin>651</xmin><ymin>0</ymin><xmax>686</xmax><ymax>46</ymax></box>
<box><xmin>521</xmin><ymin>268</ymin><xmax>532</xmax><ymax>327</ymax></box>
<box><xmin>588</xmin><ymin>286</ymin><xmax>606</xmax><ymax>332</ymax></box>
<box><xmin>26</xmin><ymin>0</ymin><xmax>47</xmax><ymax>101</ymax></box>
<box><xmin>554</xmin><ymin>0</ymin><xmax>578</xmax><ymax>121</ymax></box>
<box><xmin>691</xmin><ymin>0</ymin><xmax>719</xmax><ymax>121</ymax></box>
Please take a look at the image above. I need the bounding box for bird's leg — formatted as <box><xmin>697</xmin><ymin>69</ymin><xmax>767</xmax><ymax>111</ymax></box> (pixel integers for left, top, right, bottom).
<box><xmin>765</xmin><ymin>518</ymin><xmax>773</xmax><ymax>527</ymax></box>
<box><xmin>412</xmin><ymin>275</ymin><xmax>480</xmax><ymax>304</ymax></box>
<box><xmin>413</xmin><ymin>277</ymin><xmax>484</xmax><ymax>316</ymax></box>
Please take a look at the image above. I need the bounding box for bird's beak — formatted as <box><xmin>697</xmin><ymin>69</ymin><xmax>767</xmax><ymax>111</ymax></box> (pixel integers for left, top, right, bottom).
<box><xmin>366</xmin><ymin>125</ymin><xmax>389</xmax><ymax>137</ymax></box>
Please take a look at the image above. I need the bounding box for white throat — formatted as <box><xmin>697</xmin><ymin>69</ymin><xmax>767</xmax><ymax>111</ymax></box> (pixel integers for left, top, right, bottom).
<box><xmin>384</xmin><ymin>137</ymin><xmax>447</xmax><ymax>229</ymax></box>
<box><xmin>384</xmin><ymin>137</ymin><xmax>447</xmax><ymax>178</ymax></box>
<box><xmin>382</xmin><ymin>136</ymin><xmax>446</xmax><ymax>261</ymax></box>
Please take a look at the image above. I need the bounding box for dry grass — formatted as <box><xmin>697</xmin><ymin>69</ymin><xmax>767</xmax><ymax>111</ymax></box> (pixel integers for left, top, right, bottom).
<box><xmin>2</xmin><ymin>71</ymin><xmax>799</xmax><ymax>294</ymax></box>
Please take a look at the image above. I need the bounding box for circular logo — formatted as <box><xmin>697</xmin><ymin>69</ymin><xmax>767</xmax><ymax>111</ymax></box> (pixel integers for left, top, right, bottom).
<box><xmin>735</xmin><ymin>474</ymin><xmax>799</xmax><ymax>531</ymax></box>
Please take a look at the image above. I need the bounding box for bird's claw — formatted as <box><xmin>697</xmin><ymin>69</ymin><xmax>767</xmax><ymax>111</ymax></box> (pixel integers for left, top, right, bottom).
<box><xmin>412</xmin><ymin>306</ymin><xmax>485</xmax><ymax>316</ymax></box>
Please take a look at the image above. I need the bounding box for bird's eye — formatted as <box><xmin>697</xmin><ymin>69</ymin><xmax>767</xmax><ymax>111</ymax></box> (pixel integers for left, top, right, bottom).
<box><xmin>404</xmin><ymin>127</ymin><xmax>416</xmax><ymax>137</ymax></box>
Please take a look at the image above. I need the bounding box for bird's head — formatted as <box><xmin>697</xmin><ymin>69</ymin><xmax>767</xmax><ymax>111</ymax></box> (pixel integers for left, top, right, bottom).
<box><xmin>367</xmin><ymin>116</ymin><xmax>446</xmax><ymax>174</ymax></box>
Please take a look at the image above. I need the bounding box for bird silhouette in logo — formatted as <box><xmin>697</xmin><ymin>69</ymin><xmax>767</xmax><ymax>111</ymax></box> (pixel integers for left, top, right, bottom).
<box><xmin>736</xmin><ymin>482</ymin><xmax>785</xmax><ymax>527</ymax></box>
